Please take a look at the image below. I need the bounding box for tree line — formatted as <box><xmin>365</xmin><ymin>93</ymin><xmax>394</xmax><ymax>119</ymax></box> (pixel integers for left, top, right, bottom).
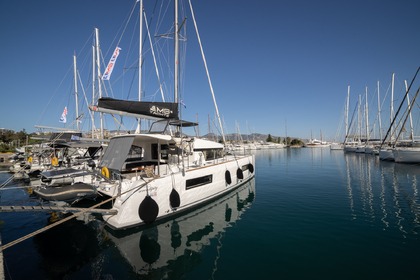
<box><xmin>0</xmin><ymin>129</ymin><xmax>38</xmax><ymax>153</ymax></box>
<box><xmin>266</xmin><ymin>134</ymin><xmax>304</xmax><ymax>146</ymax></box>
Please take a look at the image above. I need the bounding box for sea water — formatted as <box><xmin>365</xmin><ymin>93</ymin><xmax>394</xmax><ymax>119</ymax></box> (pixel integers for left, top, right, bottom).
<box><xmin>1</xmin><ymin>148</ymin><xmax>420</xmax><ymax>279</ymax></box>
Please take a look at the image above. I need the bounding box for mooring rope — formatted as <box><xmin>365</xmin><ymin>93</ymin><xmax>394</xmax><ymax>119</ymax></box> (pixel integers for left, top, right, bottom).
<box><xmin>0</xmin><ymin>195</ymin><xmax>115</xmax><ymax>251</ymax></box>
<box><xmin>0</xmin><ymin>176</ymin><xmax>155</xmax><ymax>252</ymax></box>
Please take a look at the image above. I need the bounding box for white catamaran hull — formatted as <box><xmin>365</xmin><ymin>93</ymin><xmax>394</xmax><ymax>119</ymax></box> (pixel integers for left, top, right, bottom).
<box><xmin>98</xmin><ymin>155</ymin><xmax>254</xmax><ymax>230</ymax></box>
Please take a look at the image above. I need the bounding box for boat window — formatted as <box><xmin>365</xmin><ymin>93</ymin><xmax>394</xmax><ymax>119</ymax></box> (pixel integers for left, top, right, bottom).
<box><xmin>199</xmin><ymin>149</ymin><xmax>223</xmax><ymax>161</ymax></box>
<box><xmin>127</xmin><ymin>145</ymin><xmax>143</xmax><ymax>160</ymax></box>
<box><xmin>186</xmin><ymin>175</ymin><xmax>213</xmax><ymax>190</ymax></box>
<box><xmin>151</xmin><ymin>144</ymin><xmax>170</xmax><ymax>160</ymax></box>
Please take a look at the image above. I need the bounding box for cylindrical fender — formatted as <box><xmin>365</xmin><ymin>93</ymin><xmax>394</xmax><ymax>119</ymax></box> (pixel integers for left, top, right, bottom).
<box><xmin>170</xmin><ymin>189</ymin><xmax>181</xmax><ymax>209</ymax></box>
<box><xmin>225</xmin><ymin>170</ymin><xmax>232</xmax><ymax>185</ymax></box>
<box><xmin>248</xmin><ymin>163</ymin><xmax>254</xmax><ymax>173</ymax></box>
<box><xmin>237</xmin><ymin>168</ymin><xmax>244</xmax><ymax>180</ymax></box>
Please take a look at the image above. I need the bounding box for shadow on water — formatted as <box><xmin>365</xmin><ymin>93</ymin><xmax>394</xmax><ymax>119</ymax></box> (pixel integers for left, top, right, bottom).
<box><xmin>16</xmin><ymin>178</ymin><xmax>256</xmax><ymax>279</ymax></box>
<box><xmin>105</xmin><ymin>178</ymin><xmax>256</xmax><ymax>278</ymax></box>
<box><xmin>32</xmin><ymin>216</ymin><xmax>103</xmax><ymax>279</ymax></box>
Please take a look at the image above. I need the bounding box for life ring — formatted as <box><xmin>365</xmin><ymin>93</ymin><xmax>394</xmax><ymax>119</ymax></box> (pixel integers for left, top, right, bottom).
<box><xmin>51</xmin><ymin>157</ymin><xmax>59</xmax><ymax>166</ymax></box>
<box><xmin>101</xmin><ymin>166</ymin><xmax>110</xmax><ymax>179</ymax></box>
<box><xmin>27</xmin><ymin>156</ymin><xmax>33</xmax><ymax>163</ymax></box>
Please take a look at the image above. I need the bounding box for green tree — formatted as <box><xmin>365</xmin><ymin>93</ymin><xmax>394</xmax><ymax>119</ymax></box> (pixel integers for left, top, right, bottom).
<box><xmin>266</xmin><ymin>134</ymin><xmax>273</xmax><ymax>142</ymax></box>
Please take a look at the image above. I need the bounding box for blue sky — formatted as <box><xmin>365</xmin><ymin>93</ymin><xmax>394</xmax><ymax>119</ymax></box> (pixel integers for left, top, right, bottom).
<box><xmin>1</xmin><ymin>0</ymin><xmax>420</xmax><ymax>140</ymax></box>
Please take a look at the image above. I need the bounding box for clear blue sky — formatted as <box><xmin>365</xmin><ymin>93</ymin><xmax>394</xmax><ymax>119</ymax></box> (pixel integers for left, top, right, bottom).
<box><xmin>1</xmin><ymin>0</ymin><xmax>420</xmax><ymax>140</ymax></box>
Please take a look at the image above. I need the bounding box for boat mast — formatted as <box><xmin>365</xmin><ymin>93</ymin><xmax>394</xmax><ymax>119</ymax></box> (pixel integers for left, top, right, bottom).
<box><xmin>390</xmin><ymin>73</ymin><xmax>395</xmax><ymax>143</ymax></box>
<box><xmin>345</xmin><ymin>85</ymin><xmax>350</xmax><ymax>141</ymax></box>
<box><xmin>174</xmin><ymin>0</ymin><xmax>179</xmax><ymax>105</ymax></box>
<box><xmin>73</xmin><ymin>54</ymin><xmax>80</xmax><ymax>131</ymax></box>
<box><xmin>405</xmin><ymin>80</ymin><xmax>414</xmax><ymax>141</ymax></box>
<box><xmin>95</xmin><ymin>28</ymin><xmax>104</xmax><ymax>139</ymax></box>
<box><xmin>377</xmin><ymin>81</ymin><xmax>382</xmax><ymax>142</ymax></box>
<box><xmin>365</xmin><ymin>87</ymin><xmax>369</xmax><ymax>144</ymax></box>
<box><xmin>357</xmin><ymin>94</ymin><xmax>361</xmax><ymax>144</ymax></box>
<box><xmin>91</xmin><ymin>45</ymin><xmax>95</xmax><ymax>139</ymax></box>
<box><xmin>136</xmin><ymin>0</ymin><xmax>144</xmax><ymax>134</ymax></box>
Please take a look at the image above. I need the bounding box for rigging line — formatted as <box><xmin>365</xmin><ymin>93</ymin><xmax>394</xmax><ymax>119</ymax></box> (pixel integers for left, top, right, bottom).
<box><xmin>188</xmin><ymin>0</ymin><xmax>226</xmax><ymax>144</ymax></box>
<box><xmin>144</xmin><ymin>8</ymin><xmax>166</xmax><ymax>102</ymax></box>
<box><xmin>105</xmin><ymin>1</ymin><xmax>138</xmax><ymax>59</ymax></box>
<box><xmin>344</xmin><ymin>100</ymin><xmax>358</xmax><ymax>142</ymax></box>
<box><xmin>0</xmin><ymin>177</ymin><xmax>152</xmax><ymax>252</ymax></box>
<box><xmin>394</xmin><ymin>86</ymin><xmax>420</xmax><ymax>144</ymax></box>
<box><xmin>78</xmin><ymin>71</ymin><xmax>97</xmax><ymax>132</ymax></box>
<box><xmin>35</xmin><ymin>63</ymin><xmax>73</xmax><ymax>125</ymax></box>
<box><xmin>381</xmin><ymin>66</ymin><xmax>420</xmax><ymax>147</ymax></box>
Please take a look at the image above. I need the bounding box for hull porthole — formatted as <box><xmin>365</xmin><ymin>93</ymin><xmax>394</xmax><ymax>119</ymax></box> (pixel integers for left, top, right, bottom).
<box><xmin>225</xmin><ymin>170</ymin><xmax>232</xmax><ymax>185</ymax></box>
<box><xmin>170</xmin><ymin>189</ymin><xmax>181</xmax><ymax>209</ymax></box>
<box><xmin>139</xmin><ymin>196</ymin><xmax>159</xmax><ymax>224</ymax></box>
<box><xmin>237</xmin><ymin>168</ymin><xmax>244</xmax><ymax>180</ymax></box>
<box><xmin>248</xmin><ymin>163</ymin><xmax>254</xmax><ymax>173</ymax></box>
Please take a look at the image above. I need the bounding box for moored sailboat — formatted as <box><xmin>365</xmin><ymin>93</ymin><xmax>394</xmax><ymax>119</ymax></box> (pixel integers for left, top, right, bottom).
<box><xmin>89</xmin><ymin>0</ymin><xmax>255</xmax><ymax>230</ymax></box>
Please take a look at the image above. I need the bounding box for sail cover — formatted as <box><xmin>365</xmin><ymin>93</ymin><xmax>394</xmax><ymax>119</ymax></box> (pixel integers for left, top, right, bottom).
<box><xmin>90</xmin><ymin>97</ymin><xmax>178</xmax><ymax>120</ymax></box>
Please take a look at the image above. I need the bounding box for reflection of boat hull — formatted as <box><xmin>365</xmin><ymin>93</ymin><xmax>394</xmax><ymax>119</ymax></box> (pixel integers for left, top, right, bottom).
<box><xmin>107</xmin><ymin>178</ymin><xmax>255</xmax><ymax>275</ymax></box>
<box><xmin>33</xmin><ymin>182</ymin><xmax>97</xmax><ymax>202</ymax></box>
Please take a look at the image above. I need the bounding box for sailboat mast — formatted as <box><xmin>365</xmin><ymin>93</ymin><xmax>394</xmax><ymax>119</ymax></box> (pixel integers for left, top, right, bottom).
<box><xmin>73</xmin><ymin>54</ymin><xmax>80</xmax><ymax>131</ymax></box>
<box><xmin>390</xmin><ymin>73</ymin><xmax>395</xmax><ymax>142</ymax></box>
<box><xmin>365</xmin><ymin>87</ymin><xmax>369</xmax><ymax>143</ymax></box>
<box><xmin>345</xmin><ymin>85</ymin><xmax>350</xmax><ymax>142</ymax></box>
<box><xmin>405</xmin><ymin>80</ymin><xmax>414</xmax><ymax>141</ymax></box>
<box><xmin>91</xmin><ymin>45</ymin><xmax>95</xmax><ymax>138</ymax></box>
<box><xmin>136</xmin><ymin>0</ymin><xmax>144</xmax><ymax>133</ymax></box>
<box><xmin>174</xmin><ymin>0</ymin><xmax>179</xmax><ymax>105</ymax></box>
<box><xmin>377</xmin><ymin>81</ymin><xmax>382</xmax><ymax>141</ymax></box>
<box><xmin>95</xmin><ymin>28</ymin><xmax>104</xmax><ymax>139</ymax></box>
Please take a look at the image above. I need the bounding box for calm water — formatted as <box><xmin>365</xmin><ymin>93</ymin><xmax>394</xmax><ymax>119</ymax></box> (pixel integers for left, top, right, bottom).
<box><xmin>1</xmin><ymin>148</ymin><xmax>420</xmax><ymax>279</ymax></box>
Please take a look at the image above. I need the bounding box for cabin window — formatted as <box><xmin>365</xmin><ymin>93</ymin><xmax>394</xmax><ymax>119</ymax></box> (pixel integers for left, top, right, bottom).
<box><xmin>199</xmin><ymin>149</ymin><xmax>223</xmax><ymax>161</ymax></box>
<box><xmin>186</xmin><ymin>175</ymin><xmax>213</xmax><ymax>190</ymax></box>
<box><xmin>152</xmin><ymin>143</ymin><xmax>170</xmax><ymax>160</ymax></box>
<box><xmin>127</xmin><ymin>145</ymin><xmax>143</xmax><ymax>160</ymax></box>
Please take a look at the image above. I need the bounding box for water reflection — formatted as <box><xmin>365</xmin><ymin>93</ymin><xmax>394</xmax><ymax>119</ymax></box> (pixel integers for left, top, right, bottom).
<box><xmin>107</xmin><ymin>178</ymin><xmax>256</xmax><ymax>276</ymax></box>
<box><xmin>344</xmin><ymin>153</ymin><xmax>420</xmax><ymax>236</ymax></box>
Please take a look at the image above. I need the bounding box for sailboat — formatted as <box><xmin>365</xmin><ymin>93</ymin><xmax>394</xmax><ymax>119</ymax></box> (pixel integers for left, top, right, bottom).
<box><xmin>89</xmin><ymin>0</ymin><xmax>255</xmax><ymax>230</ymax></box>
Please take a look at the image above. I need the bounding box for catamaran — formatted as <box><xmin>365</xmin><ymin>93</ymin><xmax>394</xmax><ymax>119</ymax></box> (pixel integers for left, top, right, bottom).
<box><xmin>89</xmin><ymin>0</ymin><xmax>255</xmax><ymax>230</ymax></box>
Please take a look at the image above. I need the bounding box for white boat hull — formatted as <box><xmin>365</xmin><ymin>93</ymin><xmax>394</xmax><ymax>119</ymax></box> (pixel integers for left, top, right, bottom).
<box><xmin>98</xmin><ymin>155</ymin><xmax>255</xmax><ymax>230</ymax></box>
<box><xmin>393</xmin><ymin>148</ymin><xmax>420</xmax><ymax>163</ymax></box>
<box><xmin>379</xmin><ymin>149</ymin><xmax>394</xmax><ymax>161</ymax></box>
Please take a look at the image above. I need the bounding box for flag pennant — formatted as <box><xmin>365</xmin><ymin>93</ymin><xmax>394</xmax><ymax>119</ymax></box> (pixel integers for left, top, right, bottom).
<box><xmin>102</xmin><ymin>46</ymin><xmax>122</xmax><ymax>80</ymax></box>
<box><xmin>59</xmin><ymin>106</ymin><xmax>68</xmax><ymax>123</ymax></box>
